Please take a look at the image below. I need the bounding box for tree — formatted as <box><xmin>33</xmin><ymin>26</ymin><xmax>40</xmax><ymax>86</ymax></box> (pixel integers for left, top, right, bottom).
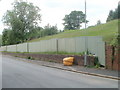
<box><xmin>96</xmin><ymin>20</ymin><xmax>101</xmax><ymax>25</ymax></box>
<box><xmin>2</xmin><ymin>29</ymin><xmax>12</xmax><ymax>45</ymax></box>
<box><xmin>106</xmin><ymin>4</ymin><xmax>120</xmax><ymax>22</ymax></box>
<box><xmin>2</xmin><ymin>0</ymin><xmax>41</xmax><ymax>44</ymax></box>
<box><xmin>27</xmin><ymin>26</ymin><xmax>43</xmax><ymax>40</ymax></box>
<box><xmin>0</xmin><ymin>35</ymin><xmax>2</xmax><ymax>46</ymax></box>
<box><xmin>44</xmin><ymin>24</ymin><xmax>58</xmax><ymax>36</ymax></box>
<box><xmin>118</xmin><ymin>2</ymin><xmax>120</xmax><ymax>19</ymax></box>
<box><xmin>63</xmin><ymin>10</ymin><xmax>88</xmax><ymax>30</ymax></box>
<box><xmin>106</xmin><ymin>10</ymin><xmax>114</xmax><ymax>22</ymax></box>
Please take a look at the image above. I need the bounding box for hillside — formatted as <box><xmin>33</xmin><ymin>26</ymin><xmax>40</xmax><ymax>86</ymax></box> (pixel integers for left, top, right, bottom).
<box><xmin>0</xmin><ymin>35</ymin><xmax>2</xmax><ymax>46</ymax></box>
<box><xmin>28</xmin><ymin>20</ymin><xmax>118</xmax><ymax>45</ymax></box>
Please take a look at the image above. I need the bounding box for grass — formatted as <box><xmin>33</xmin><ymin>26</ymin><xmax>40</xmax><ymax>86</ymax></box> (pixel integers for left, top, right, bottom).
<box><xmin>0</xmin><ymin>34</ymin><xmax>2</xmax><ymax>46</ymax></box>
<box><xmin>2</xmin><ymin>51</ymin><xmax>84</xmax><ymax>55</ymax></box>
<box><xmin>27</xmin><ymin>20</ymin><xmax>119</xmax><ymax>45</ymax></box>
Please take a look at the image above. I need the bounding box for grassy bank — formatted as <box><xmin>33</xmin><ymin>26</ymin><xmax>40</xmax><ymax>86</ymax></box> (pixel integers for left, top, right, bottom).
<box><xmin>28</xmin><ymin>20</ymin><xmax>118</xmax><ymax>45</ymax></box>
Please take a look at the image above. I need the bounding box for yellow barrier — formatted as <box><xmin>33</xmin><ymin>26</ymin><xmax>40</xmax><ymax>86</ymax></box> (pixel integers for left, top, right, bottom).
<box><xmin>63</xmin><ymin>57</ymin><xmax>74</xmax><ymax>66</ymax></box>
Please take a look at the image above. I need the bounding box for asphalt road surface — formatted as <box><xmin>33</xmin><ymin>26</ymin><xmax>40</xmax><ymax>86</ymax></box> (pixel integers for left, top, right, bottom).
<box><xmin>0</xmin><ymin>53</ymin><xmax>2</xmax><ymax>89</ymax></box>
<box><xmin>1</xmin><ymin>55</ymin><xmax>118</xmax><ymax>88</ymax></box>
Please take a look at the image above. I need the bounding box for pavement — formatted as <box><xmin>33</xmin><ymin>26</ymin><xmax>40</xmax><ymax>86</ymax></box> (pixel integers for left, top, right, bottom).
<box><xmin>1</xmin><ymin>55</ymin><xmax>119</xmax><ymax>88</ymax></box>
<box><xmin>2</xmin><ymin>54</ymin><xmax>119</xmax><ymax>80</ymax></box>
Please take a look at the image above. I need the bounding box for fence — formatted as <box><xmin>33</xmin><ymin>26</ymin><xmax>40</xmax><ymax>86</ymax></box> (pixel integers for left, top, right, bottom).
<box><xmin>0</xmin><ymin>36</ymin><xmax>105</xmax><ymax>66</ymax></box>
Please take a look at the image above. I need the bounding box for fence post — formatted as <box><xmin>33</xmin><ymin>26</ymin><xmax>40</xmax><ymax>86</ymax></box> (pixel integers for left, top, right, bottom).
<box><xmin>6</xmin><ymin>46</ymin><xmax>7</xmax><ymax>52</ymax></box>
<box><xmin>16</xmin><ymin>44</ymin><xmax>17</xmax><ymax>52</ymax></box>
<box><xmin>56</xmin><ymin>39</ymin><xmax>58</xmax><ymax>53</ymax></box>
<box><xmin>27</xmin><ymin>42</ymin><xmax>29</xmax><ymax>53</ymax></box>
<box><xmin>84</xmin><ymin>36</ymin><xmax>88</xmax><ymax>66</ymax></box>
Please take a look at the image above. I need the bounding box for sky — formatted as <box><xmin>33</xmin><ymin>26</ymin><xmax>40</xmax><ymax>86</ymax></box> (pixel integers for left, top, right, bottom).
<box><xmin>0</xmin><ymin>0</ymin><xmax>119</xmax><ymax>34</ymax></box>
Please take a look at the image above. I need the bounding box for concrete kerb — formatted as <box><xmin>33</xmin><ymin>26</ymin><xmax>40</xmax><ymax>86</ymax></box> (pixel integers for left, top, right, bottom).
<box><xmin>41</xmin><ymin>64</ymin><xmax>120</xmax><ymax>80</ymax></box>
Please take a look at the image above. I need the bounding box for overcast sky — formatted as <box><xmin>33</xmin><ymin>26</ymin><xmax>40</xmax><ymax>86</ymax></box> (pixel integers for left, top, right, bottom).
<box><xmin>0</xmin><ymin>0</ymin><xmax>119</xmax><ymax>34</ymax></box>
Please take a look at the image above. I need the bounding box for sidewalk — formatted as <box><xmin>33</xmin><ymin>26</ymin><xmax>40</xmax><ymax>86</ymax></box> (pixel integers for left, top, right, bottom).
<box><xmin>32</xmin><ymin>60</ymin><xmax>119</xmax><ymax>80</ymax></box>
<box><xmin>3</xmin><ymin>55</ymin><xmax>119</xmax><ymax>80</ymax></box>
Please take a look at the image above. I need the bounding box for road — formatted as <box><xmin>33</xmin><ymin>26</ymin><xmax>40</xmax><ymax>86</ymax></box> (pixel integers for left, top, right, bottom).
<box><xmin>1</xmin><ymin>55</ymin><xmax>118</xmax><ymax>88</ymax></box>
<box><xmin>0</xmin><ymin>53</ymin><xmax>2</xmax><ymax>89</ymax></box>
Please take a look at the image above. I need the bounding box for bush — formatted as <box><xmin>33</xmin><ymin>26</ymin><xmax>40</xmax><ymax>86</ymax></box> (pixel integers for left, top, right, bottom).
<box><xmin>27</xmin><ymin>56</ymin><xmax>35</xmax><ymax>60</ymax></box>
<box><xmin>94</xmin><ymin>56</ymin><xmax>101</xmax><ymax>68</ymax></box>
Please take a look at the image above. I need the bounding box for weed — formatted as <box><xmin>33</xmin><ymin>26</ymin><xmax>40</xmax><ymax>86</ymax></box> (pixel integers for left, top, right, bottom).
<box><xmin>27</xmin><ymin>56</ymin><xmax>31</xmax><ymax>59</ymax></box>
<box><xmin>15</xmin><ymin>56</ymin><xmax>18</xmax><ymax>57</ymax></box>
<box><xmin>94</xmin><ymin>56</ymin><xmax>101</xmax><ymax>68</ymax></box>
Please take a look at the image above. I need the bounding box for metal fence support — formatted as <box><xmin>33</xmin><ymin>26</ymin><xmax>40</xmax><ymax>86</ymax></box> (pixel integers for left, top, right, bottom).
<box><xmin>6</xmin><ymin>46</ymin><xmax>7</xmax><ymax>52</ymax></box>
<box><xmin>56</xmin><ymin>39</ymin><xmax>59</xmax><ymax>53</ymax></box>
<box><xmin>16</xmin><ymin>44</ymin><xmax>17</xmax><ymax>52</ymax></box>
<box><xmin>27</xmin><ymin>42</ymin><xmax>29</xmax><ymax>53</ymax></box>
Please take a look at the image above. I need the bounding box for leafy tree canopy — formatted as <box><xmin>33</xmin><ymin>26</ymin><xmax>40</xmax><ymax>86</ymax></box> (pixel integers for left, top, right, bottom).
<box><xmin>2</xmin><ymin>0</ymin><xmax>41</xmax><ymax>45</ymax></box>
<box><xmin>63</xmin><ymin>10</ymin><xmax>88</xmax><ymax>30</ymax></box>
<box><xmin>106</xmin><ymin>4</ymin><xmax>120</xmax><ymax>22</ymax></box>
<box><xmin>96</xmin><ymin>20</ymin><xmax>101</xmax><ymax>25</ymax></box>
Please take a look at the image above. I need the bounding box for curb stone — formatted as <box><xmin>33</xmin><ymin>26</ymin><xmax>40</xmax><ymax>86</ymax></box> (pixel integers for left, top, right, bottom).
<box><xmin>41</xmin><ymin>64</ymin><xmax>120</xmax><ymax>80</ymax></box>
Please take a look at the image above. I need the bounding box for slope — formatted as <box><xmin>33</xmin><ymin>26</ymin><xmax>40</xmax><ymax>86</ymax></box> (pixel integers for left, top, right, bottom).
<box><xmin>28</xmin><ymin>20</ymin><xmax>118</xmax><ymax>45</ymax></box>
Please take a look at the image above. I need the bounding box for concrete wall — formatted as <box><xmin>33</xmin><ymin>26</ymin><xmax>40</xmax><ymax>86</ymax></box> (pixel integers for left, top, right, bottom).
<box><xmin>57</xmin><ymin>37</ymin><xmax>105</xmax><ymax>65</ymax></box>
<box><xmin>17</xmin><ymin>43</ymin><xmax>28</xmax><ymax>52</ymax></box>
<box><xmin>0</xmin><ymin>36</ymin><xmax>106</xmax><ymax>65</ymax></box>
<box><xmin>7</xmin><ymin>45</ymin><xmax>17</xmax><ymax>52</ymax></box>
<box><xmin>0</xmin><ymin>46</ymin><xmax>7</xmax><ymax>51</ymax></box>
<box><xmin>29</xmin><ymin>39</ymin><xmax>57</xmax><ymax>52</ymax></box>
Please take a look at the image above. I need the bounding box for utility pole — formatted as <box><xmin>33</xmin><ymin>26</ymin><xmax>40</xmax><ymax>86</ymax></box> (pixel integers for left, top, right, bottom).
<box><xmin>85</xmin><ymin>0</ymin><xmax>87</xmax><ymax>29</ymax></box>
<box><xmin>84</xmin><ymin>0</ymin><xmax>87</xmax><ymax>66</ymax></box>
